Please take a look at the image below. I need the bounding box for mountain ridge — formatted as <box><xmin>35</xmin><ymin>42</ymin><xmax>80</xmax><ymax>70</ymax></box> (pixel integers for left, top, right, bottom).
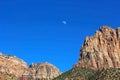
<box><xmin>0</xmin><ymin>26</ymin><xmax>120</xmax><ymax>80</ymax></box>
<box><xmin>0</xmin><ymin>52</ymin><xmax>61</xmax><ymax>80</ymax></box>
<box><xmin>54</xmin><ymin>26</ymin><xmax>120</xmax><ymax>80</ymax></box>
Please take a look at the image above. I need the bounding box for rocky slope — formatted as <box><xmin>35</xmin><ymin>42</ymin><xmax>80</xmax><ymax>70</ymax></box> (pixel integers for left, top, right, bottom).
<box><xmin>28</xmin><ymin>62</ymin><xmax>61</xmax><ymax>80</ymax></box>
<box><xmin>75</xmin><ymin>26</ymin><xmax>120</xmax><ymax>70</ymax></box>
<box><xmin>0</xmin><ymin>52</ymin><xmax>61</xmax><ymax>80</ymax></box>
<box><xmin>95</xmin><ymin>68</ymin><xmax>120</xmax><ymax>80</ymax></box>
<box><xmin>0</xmin><ymin>53</ymin><xmax>28</xmax><ymax>78</ymax></box>
<box><xmin>0</xmin><ymin>71</ymin><xmax>17</xmax><ymax>80</ymax></box>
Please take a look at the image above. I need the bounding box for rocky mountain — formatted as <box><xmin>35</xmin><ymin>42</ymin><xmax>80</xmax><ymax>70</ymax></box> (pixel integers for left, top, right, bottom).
<box><xmin>28</xmin><ymin>62</ymin><xmax>61</xmax><ymax>80</ymax></box>
<box><xmin>0</xmin><ymin>71</ymin><xmax>17</xmax><ymax>80</ymax></box>
<box><xmin>1</xmin><ymin>26</ymin><xmax>120</xmax><ymax>80</ymax></box>
<box><xmin>0</xmin><ymin>53</ymin><xmax>28</xmax><ymax>78</ymax></box>
<box><xmin>54</xmin><ymin>26</ymin><xmax>120</xmax><ymax>80</ymax></box>
<box><xmin>75</xmin><ymin>26</ymin><xmax>120</xmax><ymax>70</ymax></box>
<box><xmin>0</xmin><ymin>53</ymin><xmax>61</xmax><ymax>80</ymax></box>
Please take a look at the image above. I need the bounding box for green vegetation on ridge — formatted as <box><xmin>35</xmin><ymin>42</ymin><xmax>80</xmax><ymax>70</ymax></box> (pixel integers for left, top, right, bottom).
<box><xmin>53</xmin><ymin>67</ymin><xmax>120</xmax><ymax>80</ymax></box>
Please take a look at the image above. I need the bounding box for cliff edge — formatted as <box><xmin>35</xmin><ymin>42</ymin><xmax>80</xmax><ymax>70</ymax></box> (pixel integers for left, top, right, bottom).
<box><xmin>75</xmin><ymin>26</ymin><xmax>120</xmax><ymax>70</ymax></box>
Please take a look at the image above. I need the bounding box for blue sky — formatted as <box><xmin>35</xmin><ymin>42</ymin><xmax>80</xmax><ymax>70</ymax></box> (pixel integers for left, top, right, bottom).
<box><xmin>0</xmin><ymin>0</ymin><xmax>120</xmax><ymax>72</ymax></box>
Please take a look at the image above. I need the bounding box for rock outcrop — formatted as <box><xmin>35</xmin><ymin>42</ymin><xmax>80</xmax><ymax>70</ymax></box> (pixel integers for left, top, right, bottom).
<box><xmin>0</xmin><ymin>53</ymin><xmax>61</xmax><ymax>80</ymax></box>
<box><xmin>0</xmin><ymin>71</ymin><xmax>17</xmax><ymax>80</ymax></box>
<box><xmin>28</xmin><ymin>62</ymin><xmax>61</xmax><ymax>80</ymax></box>
<box><xmin>0</xmin><ymin>53</ymin><xmax>28</xmax><ymax>78</ymax></box>
<box><xmin>75</xmin><ymin>26</ymin><xmax>120</xmax><ymax>70</ymax></box>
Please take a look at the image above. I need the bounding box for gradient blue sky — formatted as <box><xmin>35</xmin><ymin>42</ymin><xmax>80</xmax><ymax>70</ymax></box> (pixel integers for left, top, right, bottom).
<box><xmin>0</xmin><ymin>0</ymin><xmax>120</xmax><ymax>72</ymax></box>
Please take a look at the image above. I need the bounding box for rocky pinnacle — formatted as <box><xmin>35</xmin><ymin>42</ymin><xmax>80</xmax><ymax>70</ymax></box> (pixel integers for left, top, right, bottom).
<box><xmin>75</xmin><ymin>26</ymin><xmax>120</xmax><ymax>70</ymax></box>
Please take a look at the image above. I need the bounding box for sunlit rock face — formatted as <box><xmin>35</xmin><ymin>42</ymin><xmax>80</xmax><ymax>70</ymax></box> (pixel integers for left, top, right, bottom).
<box><xmin>0</xmin><ymin>53</ymin><xmax>28</xmax><ymax>78</ymax></box>
<box><xmin>75</xmin><ymin>26</ymin><xmax>120</xmax><ymax>70</ymax></box>
<box><xmin>29</xmin><ymin>62</ymin><xmax>61</xmax><ymax>80</ymax></box>
<box><xmin>0</xmin><ymin>53</ymin><xmax>61</xmax><ymax>80</ymax></box>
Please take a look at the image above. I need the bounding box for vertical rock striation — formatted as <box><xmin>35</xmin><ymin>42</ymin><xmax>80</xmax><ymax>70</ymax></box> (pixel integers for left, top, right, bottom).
<box><xmin>75</xmin><ymin>26</ymin><xmax>120</xmax><ymax>70</ymax></box>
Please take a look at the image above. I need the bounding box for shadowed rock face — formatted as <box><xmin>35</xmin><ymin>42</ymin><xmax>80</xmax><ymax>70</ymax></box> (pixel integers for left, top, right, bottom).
<box><xmin>29</xmin><ymin>62</ymin><xmax>61</xmax><ymax>79</ymax></box>
<box><xmin>75</xmin><ymin>26</ymin><xmax>120</xmax><ymax>70</ymax></box>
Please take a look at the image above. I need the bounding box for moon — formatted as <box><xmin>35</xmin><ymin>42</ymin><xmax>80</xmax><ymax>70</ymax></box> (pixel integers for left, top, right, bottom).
<box><xmin>62</xmin><ymin>21</ymin><xmax>67</xmax><ymax>24</ymax></box>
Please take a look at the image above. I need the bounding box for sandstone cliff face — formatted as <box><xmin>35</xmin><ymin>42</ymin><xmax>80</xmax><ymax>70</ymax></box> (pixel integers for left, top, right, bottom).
<box><xmin>75</xmin><ymin>26</ymin><xmax>120</xmax><ymax>70</ymax></box>
<box><xmin>0</xmin><ymin>53</ymin><xmax>61</xmax><ymax>79</ymax></box>
<box><xmin>28</xmin><ymin>62</ymin><xmax>61</xmax><ymax>80</ymax></box>
<box><xmin>0</xmin><ymin>53</ymin><xmax>28</xmax><ymax>78</ymax></box>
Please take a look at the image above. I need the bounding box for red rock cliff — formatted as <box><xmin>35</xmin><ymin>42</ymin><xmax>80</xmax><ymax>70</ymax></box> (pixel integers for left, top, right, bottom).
<box><xmin>75</xmin><ymin>26</ymin><xmax>120</xmax><ymax>70</ymax></box>
<box><xmin>0</xmin><ymin>53</ymin><xmax>61</xmax><ymax>80</ymax></box>
<box><xmin>0</xmin><ymin>53</ymin><xmax>28</xmax><ymax>78</ymax></box>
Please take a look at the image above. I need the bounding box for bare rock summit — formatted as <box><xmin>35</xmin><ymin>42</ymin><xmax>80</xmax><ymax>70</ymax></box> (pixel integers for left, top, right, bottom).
<box><xmin>0</xmin><ymin>53</ymin><xmax>28</xmax><ymax>78</ymax></box>
<box><xmin>75</xmin><ymin>26</ymin><xmax>120</xmax><ymax>70</ymax></box>
<box><xmin>28</xmin><ymin>62</ymin><xmax>61</xmax><ymax>80</ymax></box>
<box><xmin>0</xmin><ymin>53</ymin><xmax>61</xmax><ymax>80</ymax></box>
